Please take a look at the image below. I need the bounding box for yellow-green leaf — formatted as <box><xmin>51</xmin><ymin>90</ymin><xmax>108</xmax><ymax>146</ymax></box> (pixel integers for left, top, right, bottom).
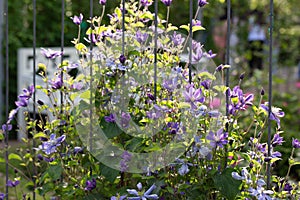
<box><xmin>8</xmin><ymin>153</ymin><xmax>22</xmax><ymax>161</ymax></box>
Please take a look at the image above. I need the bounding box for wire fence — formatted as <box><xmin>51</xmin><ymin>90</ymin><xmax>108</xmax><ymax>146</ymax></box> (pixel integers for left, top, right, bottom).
<box><xmin>2</xmin><ymin>0</ymin><xmax>274</xmax><ymax>199</ymax></box>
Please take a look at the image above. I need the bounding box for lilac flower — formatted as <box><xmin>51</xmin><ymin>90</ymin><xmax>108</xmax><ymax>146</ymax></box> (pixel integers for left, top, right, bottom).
<box><xmin>136</xmin><ymin>30</ymin><xmax>149</xmax><ymax>44</ymax></box>
<box><xmin>141</xmin><ymin>0</ymin><xmax>153</xmax><ymax>7</ymax></box>
<box><xmin>50</xmin><ymin>75</ymin><xmax>63</xmax><ymax>89</ymax></box>
<box><xmin>260</xmin><ymin>103</ymin><xmax>285</xmax><ymax>128</ymax></box>
<box><xmin>206</xmin><ymin>128</ymin><xmax>228</xmax><ymax>148</ymax></box>
<box><xmin>7</xmin><ymin>179</ymin><xmax>20</xmax><ymax>187</ymax></box>
<box><xmin>121</xmin><ymin>112</ymin><xmax>131</xmax><ymax>128</ymax></box>
<box><xmin>71</xmin><ymin>13</ymin><xmax>83</xmax><ymax>25</ymax></box>
<box><xmin>41</xmin><ymin>48</ymin><xmax>62</xmax><ymax>59</ymax></box>
<box><xmin>161</xmin><ymin>0</ymin><xmax>172</xmax><ymax>6</ymax></box>
<box><xmin>105</xmin><ymin>113</ymin><xmax>116</xmax><ymax>123</ymax></box>
<box><xmin>99</xmin><ymin>0</ymin><xmax>106</xmax><ymax>5</ymax></box>
<box><xmin>204</xmin><ymin>50</ymin><xmax>217</xmax><ymax>59</ymax></box>
<box><xmin>162</xmin><ymin>77</ymin><xmax>178</xmax><ymax>92</ymax></box>
<box><xmin>198</xmin><ymin>0</ymin><xmax>208</xmax><ymax>7</ymax></box>
<box><xmin>70</xmin><ymin>82</ymin><xmax>84</xmax><ymax>90</ymax></box>
<box><xmin>171</xmin><ymin>32</ymin><xmax>185</xmax><ymax>46</ymax></box>
<box><xmin>271</xmin><ymin>133</ymin><xmax>284</xmax><ymax>147</ymax></box>
<box><xmin>127</xmin><ymin>183</ymin><xmax>159</xmax><ymax>199</ymax></box>
<box><xmin>183</xmin><ymin>84</ymin><xmax>205</xmax><ymax>109</ymax></box>
<box><xmin>227</xmin><ymin>86</ymin><xmax>254</xmax><ymax>115</ymax></box>
<box><xmin>38</xmin><ymin>134</ymin><xmax>66</xmax><ymax>155</ymax></box>
<box><xmin>292</xmin><ymin>138</ymin><xmax>300</xmax><ymax>148</ymax></box>
<box><xmin>120</xmin><ymin>151</ymin><xmax>132</xmax><ymax>172</ymax></box>
<box><xmin>85</xmin><ymin>178</ymin><xmax>96</xmax><ymax>191</ymax></box>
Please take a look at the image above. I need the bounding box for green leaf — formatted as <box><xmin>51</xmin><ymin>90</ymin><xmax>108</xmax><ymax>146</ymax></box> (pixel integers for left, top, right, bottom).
<box><xmin>33</xmin><ymin>132</ymin><xmax>47</xmax><ymax>139</ymax></box>
<box><xmin>180</xmin><ymin>25</ymin><xmax>189</xmax><ymax>32</ymax></box>
<box><xmin>48</xmin><ymin>164</ymin><xmax>63</xmax><ymax>180</ymax></box>
<box><xmin>0</xmin><ymin>157</ymin><xmax>5</xmax><ymax>163</ymax></box>
<box><xmin>213</xmin><ymin>168</ymin><xmax>241</xmax><ymax>200</ymax></box>
<box><xmin>8</xmin><ymin>153</ymin><xmax>22</xmax><ymax>161</ymax></box>
<box><xmin>100</xmin><ymin>163</ymin><xmax>119</xmax><ymax>183</ymax></box>
<box><xmin>192</xmin><ymin>26</ymin><xmax>205</xmax><ymax>32</ymax></box>
<box><xmin>100</xmin><ymin>119</ymin><xmax>123</xmax><ymax>139</ymax></box>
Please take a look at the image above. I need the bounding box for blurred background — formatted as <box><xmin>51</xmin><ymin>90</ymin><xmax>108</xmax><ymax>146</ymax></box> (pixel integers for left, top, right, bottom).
<box><xmin>0</xmin><ymin>0</ymin><xmax>299</xmax><ymax>182</ymax></box>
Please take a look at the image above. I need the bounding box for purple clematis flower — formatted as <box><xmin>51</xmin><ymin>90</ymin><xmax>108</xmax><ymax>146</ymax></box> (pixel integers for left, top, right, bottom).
<box><xmin>7</xmin><ymin>108</ymin><xmax>19</xmax><ymax>124</ymax></box>
<box><xmin>41</xmin><ymin>48</ymin><xmax>62</xmax><ymax>59</ymax></box>
<box><xmin>206</xmin><ymin>128</ymin><xmax>228</xmax><ymax>148</ymax></box>
<box><xmin>227</xmin><ymin>86</ymin><xmax>254</xmax><ymax>115</ymax></box>
<box><xmin>271</xmin><ymin>133</ymin><xmax>284</xmax><ymax>147</ymax></box>
<box><xmin>198</xmin><ymin>0</ymin><xmax>208</xmax><ymax>7</ymax></box>
<box><xmin>0</xmin><ymin>193</ymin><xmax>5</xmax><ymax>200</ymax></box>
<box><xmin>99</xmin><ymin>0</ymin><xmax>106</xmax><ymax>5</ymax></box>
<box><xmin>85</xmin><ymin>178</ymin><xmax>96</xmax><ymax>191</ymax></box>
<box><xmin>136</xmin><ymin>30</ymin><xmax>149</xmax><ymax>44</ymax></box>
<box><xmin>105</xmin><ymin>113</ymin><xmax>116</xmax><ymax>123</ymax></box>
<box><xmin>204</xmin><ymin>50</ymin><xmax>217</xmax><ymax>58</ymax></box>
<box><xmin>292</xmin><ymin>138</ymin><xmax>300</xmax><ymax>148</ymax></box>
<box><xmin>15</xmin><ymin>85</ymin><xmax>35</xmax><ymax>108</ymax></box>
<box><xmin>127</xmin><ymin>182</ymin><xmax>159</xmax><ymax>200</ymax></box>
<box><xmin>171</xmin><ymin>32</ymin><xmax>185</xmax><ymax>46</ymax></box>
<box><xmin>7</xmin><ymin>180</ymin><xmax>20</xmax><ymax>187</ymax></box>
<box><xmin>50</xmin><ymin>75</ymin><xmax>63</xmax><ymax>90</ymax></box>
<box><xmin>190</xmin><ymin>41</ymin><xmax>203</xmax><ymax>64</ymax></box>
<box><xmin>161</xmin><ymin>0</ymin><xmax>172</xmax><ymax>6</ymax></box>
<box><xmin>167</xmin><ymin>122</ymin><xmax>179</xmax><ymax>134</ymax></box>
<box><xmin>71</xmin><ymin>13</ymin><xmax>83</xmax><ymax>25</ymax></box>
<box><xmin>120</xmin><ymin>151</ymin><xmax>132</xmax><ymax>172</ymax></box>
<box><xmin>111</xmin><ymin>195</ymin><xmax>127</xmax><ymax>200</ymax></box>
<box><xmin>192</xmin><ymin>19</ymin><xmax>202</xmax><ymax>27</ymax></box>
<box><xmin>120</xmin><ymin>112</ymin><xmax>131</xmax><ymax>128</ymax></box>
<box><xmin>248</xmin><ymin>179</ymin><xmax>273</xmax><ymax>200</ymax></box>
<box><xmin>183</xmin><ymin>84</ymin><xmax>205</xmax><ymax>109</ymax></box>
<box><xmin>38</xmin><ymin>134</ymin><xmax>66</xmax><ymax>155</ymax></box>
<box><xmin>260</xmin><ymin>103</ymin><xmax>285</xmax><ymax>128</ymax></box>
<box><xmin>2</xmin><ymin>124</ymin><xmax>12</xmax><ymax>132</ymax></box>
<box><xmin>146</xmin><ymin>105</ymin><xmax>163</xmax><ymax>120</ymax></box>
<box><xmin>141</xmin><ymin>0</ymin><xmax>153</xmax><ymax>7</ymax></box>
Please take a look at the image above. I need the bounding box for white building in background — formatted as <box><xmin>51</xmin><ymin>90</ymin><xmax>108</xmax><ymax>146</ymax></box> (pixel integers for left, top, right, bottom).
<box><xmin>17</xmin><ymin>47</ymin><xmax>78</xmax><ymax>140</ymax></box>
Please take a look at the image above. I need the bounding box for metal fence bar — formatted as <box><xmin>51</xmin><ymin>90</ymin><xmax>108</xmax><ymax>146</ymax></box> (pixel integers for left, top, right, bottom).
<box><xmin>89</xmin><ymin>0</ymin><xmax>94</xmax><ymax>175</ymax></box>
<box><xmin>188</xmin><ymin>0</ymin><xmax>193</xmax><ymax>84</ymax></box>
<box><xmin>154</xmin><ymin>0</ymin><xmax>158</xmax><ymax>102</ymax></box>
<box><xmin>267</xmin><ymin>0</ymin><xmax>274</xmax><ymax>189</ymax></box>
<box><xmin>32</xmin><ymin>0</ymin><xmax>37</xmax><ymax>199</ymax></box>
<box><xmin>60</xmin><ymin>0</ymin><xmax>65</xmax><ymax>120</ymax></box>
<box><xmin>4</xmin><ymin>0</ymin><xmax>9</xmax><ymax>198</ymax></box>
<box><xmin>122</xmin><ymin>0</ymin><xmax>125</xmax><ymax>55</ymax></box>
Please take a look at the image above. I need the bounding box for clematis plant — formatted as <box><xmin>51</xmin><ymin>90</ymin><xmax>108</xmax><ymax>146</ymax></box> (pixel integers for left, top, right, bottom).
<box><xmin>1</xmin><ymin>0</ymin><xmax>300</xmax><ymax>199</ymax></box>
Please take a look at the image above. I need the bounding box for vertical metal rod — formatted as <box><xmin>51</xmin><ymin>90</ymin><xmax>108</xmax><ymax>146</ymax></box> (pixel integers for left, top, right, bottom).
<box><xmin>4</xmin><ymin>0</ymin><xmax>9</xmax><ymax>198</ymax></box>
<box><xmin>154</xmin><ymin>0</ymin><xmax>158</xmax><ymax>102</ymax></box>
<box><xmin>89</xmin><ymin>0</ymin><xmax>94</xmax><ymax>176</ymax></box>
<box><xmin>267</xmin><ymin>0</ymin><xmax>274</xmax><ymax>189</ymax></box>
<box><xmin>224</xmin><ymin>0</ymin><xmax>231</xmax><ymax>170</ymax></box>
<box><xmin>59</xmin><ymin>0</ymin><xmax>65</xmax><ymax>187</ymax></box>
<box><xmin>122</xmin><ymin>0</ymin><xmax>125</xmax><ymax>55</ymax></box>
<box><xmin>225</xmin><ymin>0</ymin><xmax>231</xmax><ymax>106</ymax></box>
<box><xmin>188</xmin><ymin>0</ymin><xmax>193</xmax><ymax>84</ymax></box>
<box><xmin>60</xmin><ymin>0</ymin><xmax>65</xmax><ymax>116</ymax></box>
<box><xmin>32</xmin><ymin>0</ymin><xmax>37</xmax><ymax>199</ymax></box>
